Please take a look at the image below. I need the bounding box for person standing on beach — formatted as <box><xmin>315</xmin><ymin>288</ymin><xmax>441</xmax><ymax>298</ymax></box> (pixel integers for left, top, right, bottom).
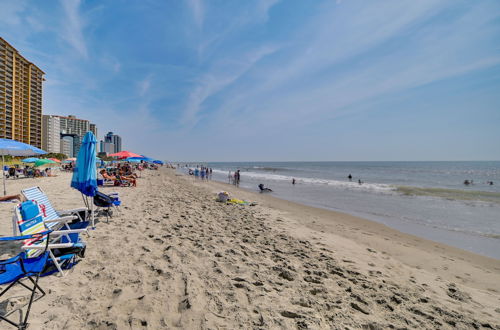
<box><xmin>228</xmin><ymin>171</ymin><xmax>232</xmax><ymax>184</ymax></box>
<box><xmin>234</xmin><ymin>170</ymin><xmax>241</xmax><ymax>186</ymax></box>
<box><xmin>194</xmin><ymin>168</ymin><xmax>199</xmax><ymax>179</ymax></box>
<box><xmin>201</xmin><ymin>168</ymin><xmax>206</xmax><ymax>180</ymax></box>
<box><xmin>292</xmin><ymin>178</ymin><xmax>296</xmax><ymax>185</ymax></box>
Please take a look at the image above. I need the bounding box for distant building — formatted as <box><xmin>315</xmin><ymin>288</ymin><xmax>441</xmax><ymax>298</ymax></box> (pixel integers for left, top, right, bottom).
<box><xmin>60</xmin><ymin>137</ymin><xmax>72</xmax><ymax>157</ymax></box>
<box><xmin>89</xmin><ymin>123</ymin><xmax>98</xmax><ymax>151</ymax></box>
<box><xmin>0</xmin><ymin>37</ymin><xmax>44</xmax><ymax>148</ymax></box>
<box><xmin>53</xmin><ymin>115</ymin><xmax>97</xmax><ymax>157</ymax></box>
<box><xmin>100</xmin><ymin>141</ymin><xmax>115</xmax><ymax>154</ymax></box>
<box><xmin>100</xmin><ymin>131</ymin><xmax>122</xmax><ymax>155</ymax></box>
<box><xmin>42</xmin><ymin>115</ymin><xmax>61</xmax><ymax>153</ymax></box>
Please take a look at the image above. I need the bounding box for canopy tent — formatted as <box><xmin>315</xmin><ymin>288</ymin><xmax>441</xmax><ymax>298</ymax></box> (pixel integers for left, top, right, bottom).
<box><xmin>108</xmin><ymin>151</ymin><xmax>142</xmax><ymax>159</ymax></box>
<box><xmin>0</xmin><ymin>139</ymin><xmax>47</xmax><ymax>195</ymax></box>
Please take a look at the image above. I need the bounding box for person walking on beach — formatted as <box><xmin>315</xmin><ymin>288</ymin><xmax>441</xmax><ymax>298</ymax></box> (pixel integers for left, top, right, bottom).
<box><xmin>292</xmin><ymin>178</ymin><xmax>296</xmax><ymax>185</ymax></box>
<box><xmin>234</xmin><ymin>170</ymin><xmax>240</xmax><ymax>186</ymax></box>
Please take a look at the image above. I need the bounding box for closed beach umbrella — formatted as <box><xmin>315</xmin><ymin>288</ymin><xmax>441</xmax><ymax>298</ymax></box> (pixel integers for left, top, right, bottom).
<box><xmin>0</xmin><ymin>138</ymin><xmax>47</xmax><ymax>195</ymax></box>
<box><xmin>22</xmin><ymin>157</ymin><xmax>40</xmax><ymax>163</ymax></box>
<box><xmin>34</xmin><ymin>159</ymin><xmax>57</xmax><ymax>167</ymax></box>
<box><xmin>71</xmin><ymin>132</ymin><xmax>97</xmax><ymax>227</ymax></box>
<box><xmin>71</xmin><ymin>132</ymin><xmax>97</xmax><ymax>197</ymax></box>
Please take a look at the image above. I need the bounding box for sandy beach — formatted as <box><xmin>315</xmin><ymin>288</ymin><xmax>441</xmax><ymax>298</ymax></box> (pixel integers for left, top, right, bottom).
<box><xmin>1</xmin><ymin>168</ymin><xmax>499</xmax><ymax>329</ymax></box>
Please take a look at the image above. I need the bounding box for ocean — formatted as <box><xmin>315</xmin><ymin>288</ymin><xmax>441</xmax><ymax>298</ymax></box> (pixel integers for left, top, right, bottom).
<box><xmin>178</xmin><ymin>161</ymin><xmax>500</xmax><ymax>259</ymax></box>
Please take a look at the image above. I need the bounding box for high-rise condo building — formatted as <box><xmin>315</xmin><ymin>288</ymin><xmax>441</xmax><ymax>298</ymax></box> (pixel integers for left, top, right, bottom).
<box><xmin>53</xmin><ymin>115</ymin><xmax>97</xmax><ymax>157</ymax></box>
<box><xmin>102</xmin><ymin>131</ymin><xmax>122</xmax><ymax>154</ymax></box>
<box><xmin>42</xmin><ymin>115</ymin><xmax>61</xmax><ymax>153</ymax></box>
<box><xmin>0</xmin><ymin>37</ymin><xmax>44</xmax><ymax>148</ymax></box>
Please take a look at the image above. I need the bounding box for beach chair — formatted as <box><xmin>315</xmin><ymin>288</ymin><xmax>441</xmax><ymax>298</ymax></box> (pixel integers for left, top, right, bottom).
<box><xmin>14</xmin><ymin>200</ymin><xmax>87</xmax><ymax>276</ymax></box>
<box><xmin>0</xmin><ymin>231</ymin><xmax>51</xmax><ymax>329</ymax></box>
<box><xmin>19</xmin><ymin>187</ymin><xmax>89</xmax><ymax>235</ymax></box>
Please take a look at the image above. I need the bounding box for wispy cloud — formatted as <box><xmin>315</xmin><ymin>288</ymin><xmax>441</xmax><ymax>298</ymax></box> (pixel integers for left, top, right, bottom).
<box><xmin>181</xmin><ymin>45</ymin><xmax>279</xmax><ymax>127</ymax></box>
<box><xmin>186</xmin><ymin>0</ymin><xmax>204</xmax><ymax>29</ymax></box>
<box><xmin>138</xmin><ymin>75</ymin><xmax>153</xmax><ymax>97</ymax></box>
<box><xmin>60</xmin><ymin>0</ymin><xmax>88</xmax><ymax>58</ymax></box>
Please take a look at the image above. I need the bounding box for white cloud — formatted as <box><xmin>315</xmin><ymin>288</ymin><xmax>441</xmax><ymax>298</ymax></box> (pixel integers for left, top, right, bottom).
<box><xmin>60</xmin><ymin>0</ymin><xmax>88</xmax><ymax>58</ymax></box>
<box><xmin>186</xmin><ymin>0</ymin><xmax>204</xmax><ymax>28</ymax></box>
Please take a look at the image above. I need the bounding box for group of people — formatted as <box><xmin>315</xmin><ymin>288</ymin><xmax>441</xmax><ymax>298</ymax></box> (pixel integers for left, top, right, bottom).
<box><xmin>464</xmin><ymin>179</ymin><xmax>494</xmax><ymax>186</ymax></box>
<box><xmin>188</xmin><ymin>166</ymin><xmax>213</xmax><ymax>181</ymax></box>
<box><xmin>228</xmin><ymin>170</ymin><xmax>241</xmax><ymax>186</ymax></box>
<box><xmin>5</xmin><ymin>165</ymin><xmax>56</xmax><ymax>179</ymax></box>
<box><xmin>99</xmin><ymin>163</ymin><xmax>140</xmax><ymax>187</ymax></box>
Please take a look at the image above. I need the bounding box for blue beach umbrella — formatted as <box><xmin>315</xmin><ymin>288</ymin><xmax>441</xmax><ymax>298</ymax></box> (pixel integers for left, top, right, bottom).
<box><xmin>71</xmin><ymin>132</ymin><xmax>97</xmax><ymax>227</ymax></box>
<box><xmin>125</xmin><ymin>157</ymin><xmax>143</xmax><ymax>163</ymax></box>
<box><xmin>22</xmin><ymin>157</ymin><xmax>40</xmax><ymax>163</ymax></box>
<box><xmin>0</xmin><ymin>138</ymin><xmax>47</xmax><ymax>195</ymax></box>
<box><xmin>153</xmin><ymin>160</ymin><xmax>164</xmax><ymax>165</ymax></box>
<box><xmin>71</xmin><ymin>132</ymin><xmax>97</xmax><ymax>197</ymax></box>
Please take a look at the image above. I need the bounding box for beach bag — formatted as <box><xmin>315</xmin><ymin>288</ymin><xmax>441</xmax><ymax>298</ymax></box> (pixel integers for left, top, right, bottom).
<box><xmin>217</xmin><ymin>191</ymin><xmax>229</xmax><ymax>203</ymax></box>
<box><xmin>93</xmin><ymin>191</ymin><xmax>114</xmax><ymax>208</ymax></box>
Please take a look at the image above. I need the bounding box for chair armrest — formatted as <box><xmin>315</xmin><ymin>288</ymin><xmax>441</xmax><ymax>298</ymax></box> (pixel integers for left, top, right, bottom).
<box><xmin>51</xmin><ymin>229</ymin><xmax>87</xmax><ymax>235</ymax></box>
<box><xmin>22</xmin><ymin>243</ymin><xmax>75</xmax><ymax>250</ymax></box>
<box><xmin>58</xmin><ymin>207</ymin><xmax>88</xmax><ymax>215</ymax></box>
<box><xmin>44</xmin><ymin>215</ymin><xmax>77</xmax><ymax>224</ymax></box>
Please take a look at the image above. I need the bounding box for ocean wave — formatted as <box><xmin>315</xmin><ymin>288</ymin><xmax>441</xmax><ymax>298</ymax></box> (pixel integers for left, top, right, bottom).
<box><xmin>212</xmin><ymin>169</ymin><xmax>395</xmax><ymax>193</ymax></box>
<box><xmin>210</xmin><ymin>169</ymin><xmax>500</xmax><ymax>204</ymax></box>
<box><xmin>396</xmin><ymin>186</ymin><xmax>500</xmax><ymax>204</ymax></box>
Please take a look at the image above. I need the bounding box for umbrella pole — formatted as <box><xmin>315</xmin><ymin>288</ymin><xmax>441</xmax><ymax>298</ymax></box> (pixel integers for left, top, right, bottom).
<box><xmin>2</xmin><ymin>155</ymin><xmax>6</xmax><ymax>196</ymax></box>
<box><xmin>91</xmin><ymin>198</ymin><xmax>95</xmax><ymax>228</ymax></box>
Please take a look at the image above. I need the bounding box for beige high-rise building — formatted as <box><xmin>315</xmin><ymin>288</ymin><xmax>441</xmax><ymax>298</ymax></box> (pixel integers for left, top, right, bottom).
<box><xmin>42</xmin><ymin>115</ymin><xmax>61</xmax><ymax>153</ymax></box>
<box><xmin>0</xmin><ymin>37</ymin><xmax>44</xmax><ymax>148</ymax></box>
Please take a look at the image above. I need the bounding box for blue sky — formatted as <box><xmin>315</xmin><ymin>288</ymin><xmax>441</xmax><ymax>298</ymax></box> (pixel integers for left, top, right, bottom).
<box><xmin>1</xmin><ymin>0</ymin><xmax>499</xmax><ymax>161</ymax></box>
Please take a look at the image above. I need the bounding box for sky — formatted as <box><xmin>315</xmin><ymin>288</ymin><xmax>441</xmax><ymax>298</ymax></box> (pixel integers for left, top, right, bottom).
<box><xmin>1</xmin><ymin>0</ymin><xmax>499</xmax><ymax>161</ymax></box>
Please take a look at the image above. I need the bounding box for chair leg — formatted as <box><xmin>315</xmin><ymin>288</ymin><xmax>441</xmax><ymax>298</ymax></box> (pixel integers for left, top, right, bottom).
<box><xmin>49</xmin><ymin>250</ymin><xmax>65</xmax><ymax>276</ymax></box>
<box><xmin>21</xmin><ymin>275</ymin><xmax>42</xmax><ymax>329</ymax></box>
<box><xmin>0</xmin><ymin>275</ymin><xmax>45</xmax><ymax>330</ymax></box>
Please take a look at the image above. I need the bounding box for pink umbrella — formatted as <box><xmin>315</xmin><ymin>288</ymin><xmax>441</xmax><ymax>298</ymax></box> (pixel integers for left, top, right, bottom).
<box><xmin>108</xmin><ymin>151</ymin><xmax>142</xmax><ymax>159</ymax></box>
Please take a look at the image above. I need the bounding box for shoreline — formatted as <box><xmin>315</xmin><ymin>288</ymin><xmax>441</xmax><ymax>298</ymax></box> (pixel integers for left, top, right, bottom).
<box><xmin>0</xmin><ymin>168</ymin><xmax>499</xmax><ymax>328</ymax></box>
<box><xmin>191</xmin><ymin>174</ymin><xmax>500</xmax><ymax>291</ymax></box>
<box><xmin>189</xmin><ymin>166</ymin><xmax>500</xmax><ymax>259</ymax></box>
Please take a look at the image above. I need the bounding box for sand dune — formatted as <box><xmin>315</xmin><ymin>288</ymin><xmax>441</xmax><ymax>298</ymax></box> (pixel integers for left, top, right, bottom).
<box><xmin>0</xmin><ymin>169</ymin><xmax>499</xmax><ymax>329</ymax></box>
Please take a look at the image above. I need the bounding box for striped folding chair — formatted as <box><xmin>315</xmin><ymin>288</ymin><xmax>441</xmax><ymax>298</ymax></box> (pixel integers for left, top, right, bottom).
<box><xmin>13</xmin><ymin>200</ymin><xmax>87</xmax><ymax>276</ymax></box>
<box><xmin>18</xmin><ymin>186</ymin><xmax>89</xmax><ymax>236</ymax></box>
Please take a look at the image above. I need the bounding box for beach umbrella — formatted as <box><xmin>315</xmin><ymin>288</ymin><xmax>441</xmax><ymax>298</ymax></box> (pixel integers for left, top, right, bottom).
<box><xmin>22</xmin><ymin>157</ymin><xmax>39</xmax><ymax>163</ymax></box>
<box><xmin>71</xmin><ymin>132</ymin><xmax>97</xmax><ymax>227</ymax></box>
<box><xmin>48</xmin><ymin>158</ymin><xmax>61</xmax><ymax>163</ymax></box>
<box><xmin>153</xmin><ymin>160</ymin><xmax>164</xmax><ymax>165</ymax></box>
<box><xmin>108</xmin><ymin>150</ymin><xmax>142</xmax><ymax>159</ymax></box>
<box><xmin>34</xmin><ymin>159</ymin><xmax>57</xmax><ymax>167</ymax></box>
<box><xmin>0</xmin><ymin>138</ymin><xmax>47</xmax><ymax>195</ymax></box>
<box><xmin>125</xmin><ymin>158</ymin><xmax>142</xmax><ymax>163</ymax></box>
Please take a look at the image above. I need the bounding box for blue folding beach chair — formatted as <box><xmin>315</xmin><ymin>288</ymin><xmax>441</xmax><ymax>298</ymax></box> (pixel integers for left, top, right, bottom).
<box><xmin>0</xmin><ymin>231</ymin><xmax>51</xmax><ymax>329</ymax></box>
